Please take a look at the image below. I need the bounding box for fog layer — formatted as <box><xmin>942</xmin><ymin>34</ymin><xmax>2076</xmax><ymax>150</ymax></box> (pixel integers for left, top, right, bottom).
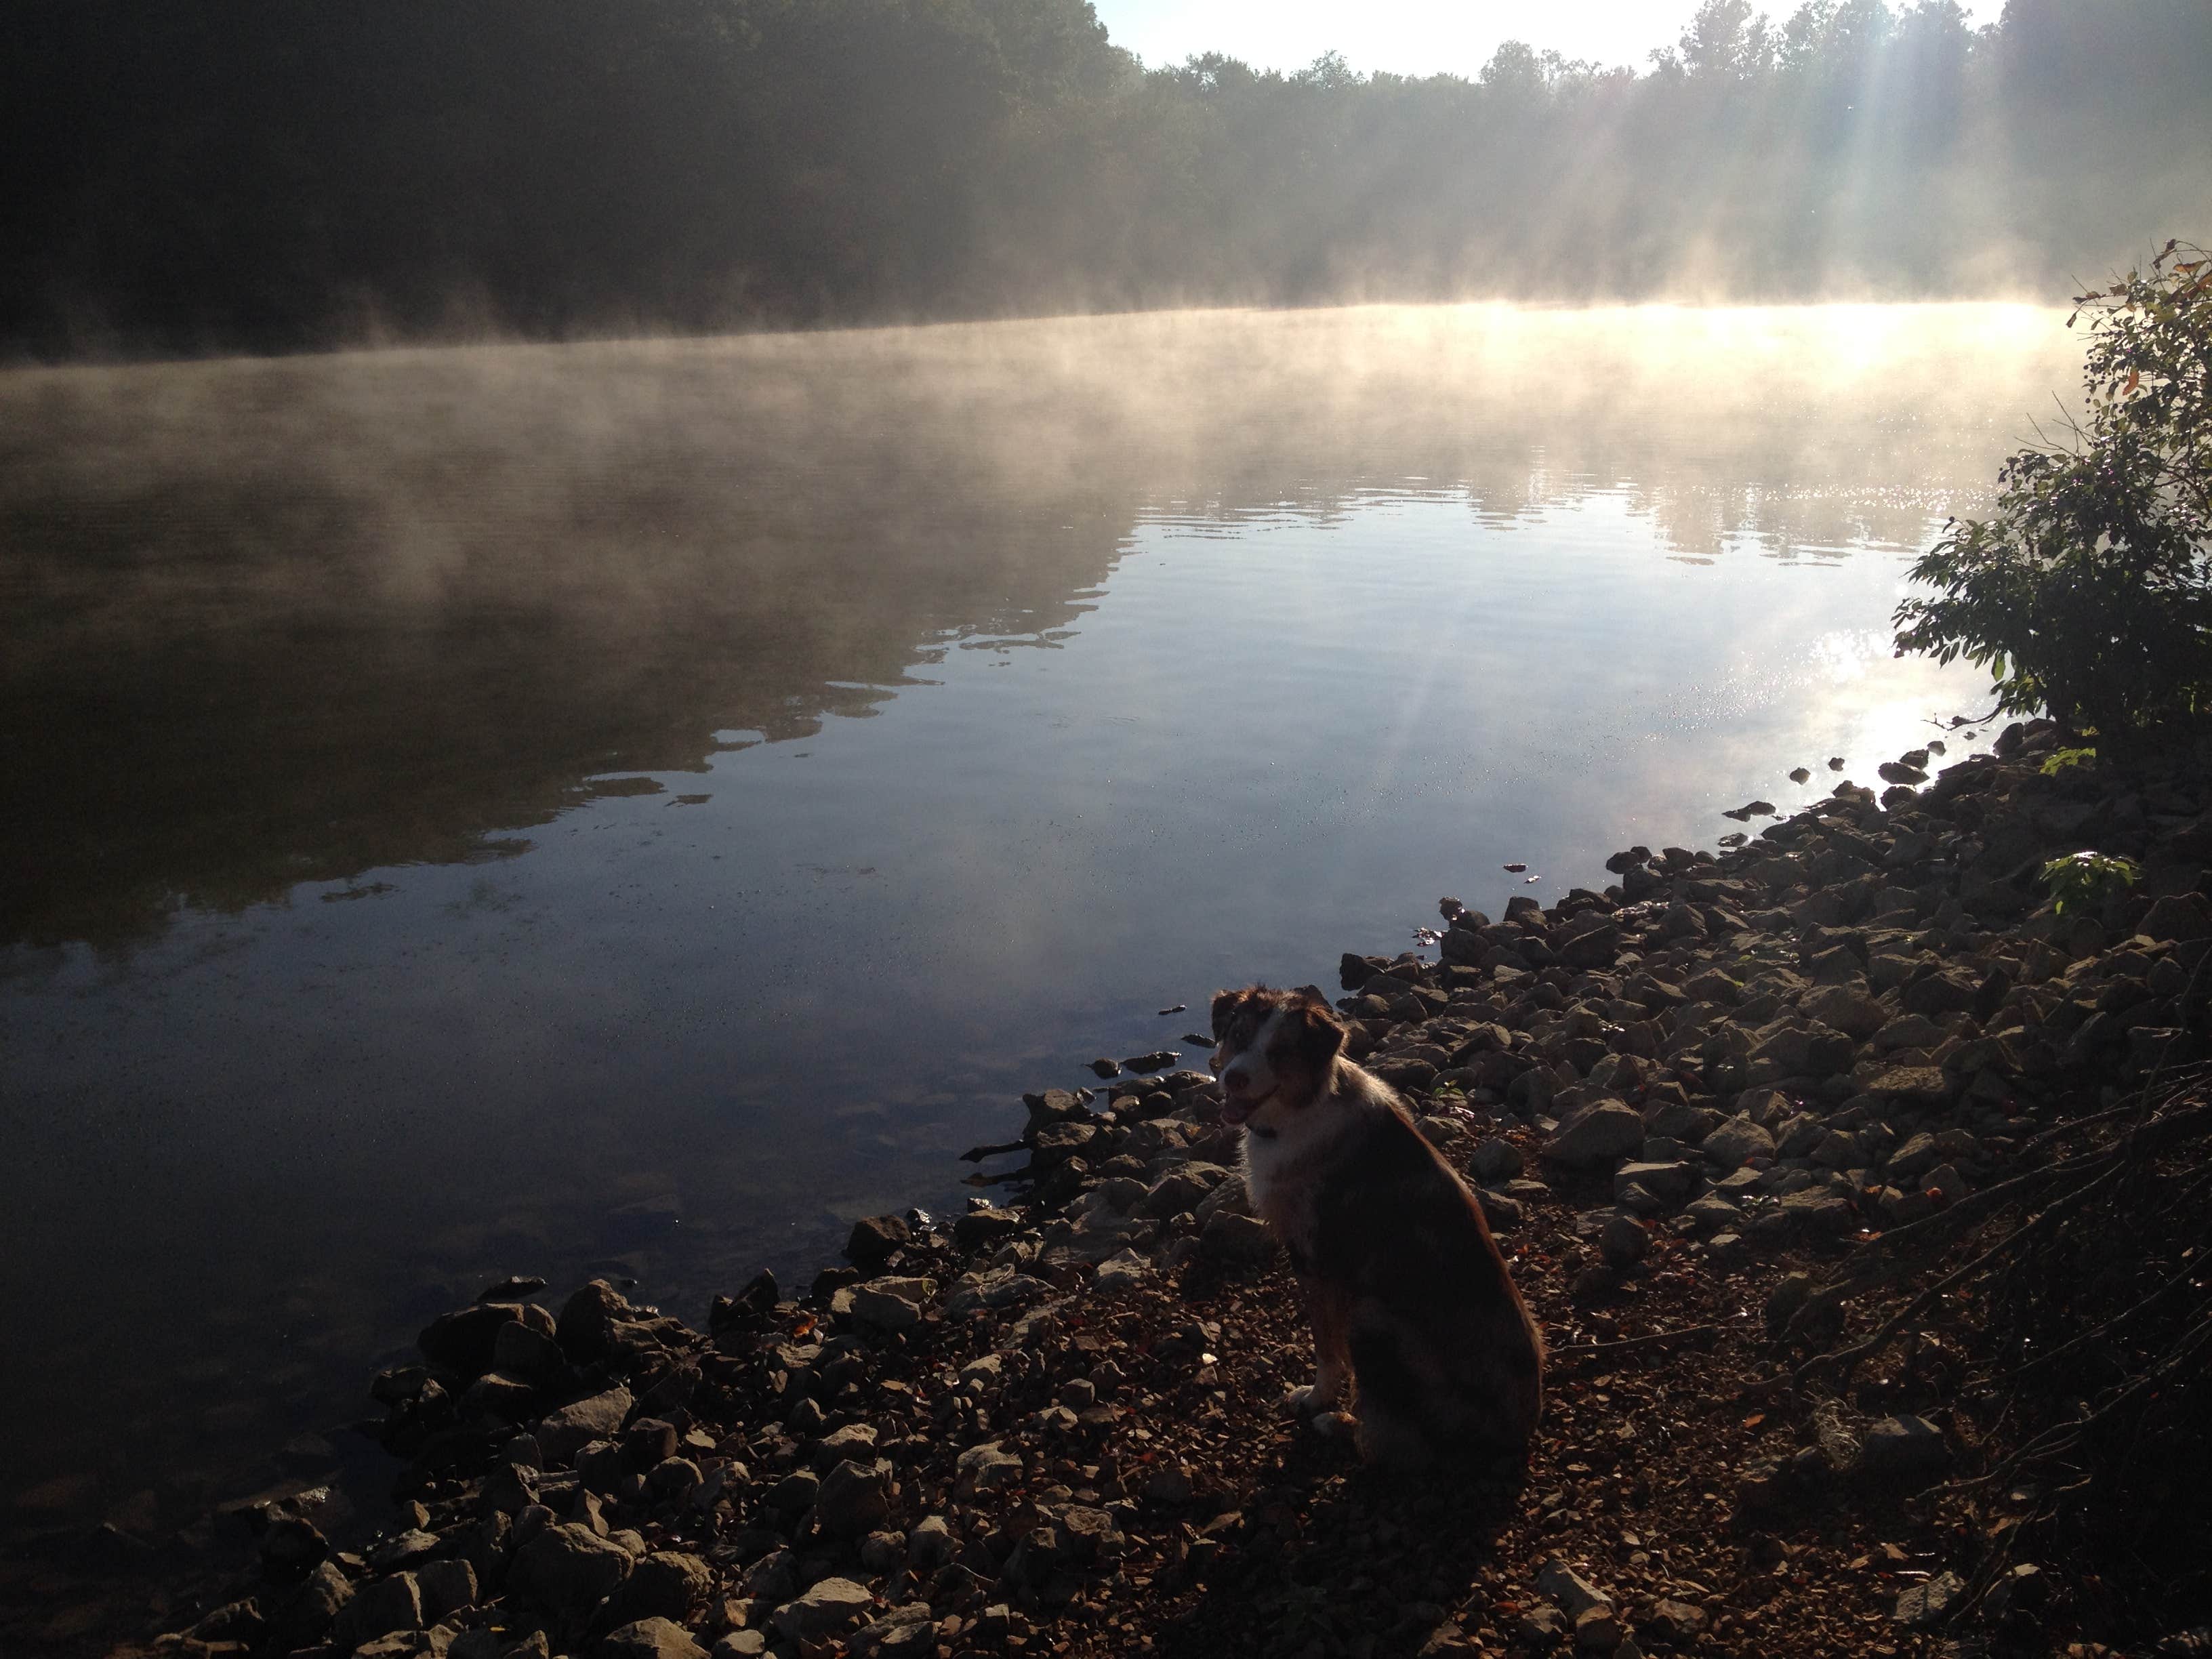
<box><xmin>2</xmin><ymin>300</ymin><xmax>2075</xmax><ymax>951</ymax></box>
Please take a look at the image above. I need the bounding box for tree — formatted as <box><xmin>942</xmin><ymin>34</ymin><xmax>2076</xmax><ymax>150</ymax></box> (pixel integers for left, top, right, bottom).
<box><xmin>1893</xmin><ymin>242</ymin><xmax>2212</xmax><ymax>741</ymax></box>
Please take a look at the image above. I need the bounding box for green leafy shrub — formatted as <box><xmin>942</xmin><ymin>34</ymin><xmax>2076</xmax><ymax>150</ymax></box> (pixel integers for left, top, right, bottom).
<box><xmin>1894</xmin><ymin>241</ymin><xmax>2212</xmax><ymax>741</ymax></box>
<box><xmin>2041</xmin><ymin>850</ymin><xmax>2139</xmax><ymax>916</ymax></box>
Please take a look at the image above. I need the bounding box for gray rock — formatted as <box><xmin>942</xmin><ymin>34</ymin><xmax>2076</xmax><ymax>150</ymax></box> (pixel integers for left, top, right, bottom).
<box><xmin>647</xmin><ymin>1455</ymin><xmax>701</xmax><ymax>1502</ymax></box>
<box><xmin>332</xmin><ymin>1572</ymin><xmax>422</xmax><ymax>1651</ymax></box>
<box><xmin>577</xmin><ymin>1437</ymin><xmax>631</xmax><ymax>1494</ymax></box>
<box><xmin>814</xmin><ymin>1459</ymin><xmax>893</xmax><ymax>1537</ymax></box>
<box><xmin>2137</xmin><ymin>893</ymin><xmax>2212</xmax><ymax>942</ymax></box>
<box><xmin>1886</xmin><ymin>1132</ymin><xmax>1941</xmax><ymax>1182</ymax></box>
<box><xmin>955</xmin><ymin>1442</ymin><xmax>1023</xmax><ymax>1496</ymax></box>
<box><xmin>1893</xmin><ymin>1570</ymin><xmax>1965</xmax><ymax>1628</ymax></box>
<box><xmin>1517</xmin><ymin>1604</ymin><xmax>1570</xmax><ymax>1645</ymax></box>
<box><xmin>1764</xmin><ymin>1271</ymin><xmax>1813</xmax><ymax>1333</ymax></box>
<box><xmin>415</xmin><ymin>1557</ymin><xmax>478</xmax><ymax>1623</ymax></box>
<box><xmin>1612</xmin><ymin>1160</ymin><xmax>1696</xmax><ymax>1203</ymax></box>
<box><xmin>850</xmin><ymin>1277</ymin><xmax>934</xmax><ymax>1332</ymax></box>
<box><xmin>1134</xmin><ymin>1168</ymin><xmax>1214</xmax><ymax>1219</ymax></box>
<box><xmin>846</xmin><ymin>1214</ymin><xmax>912</xmax><ymax>1267</ymax></box>
<box><xmin>1811</xmin><ymin>1128</ymin><xmax>1862</xmax><ymax>1170</ymax></box>
<box><xmin>1701</xmin><ymin>1115</ymin><xmax>1775</xmax><ymax>1170</ymax></box>
<box><xmin>943</xmin><ymin>1269</ymin><xmax>1050</xmax><ymax>1317</ymax></box>
<box><xmin>741</xmin><ymin>1549</ymin><xmax>799</xmax><ymax>1605</ymax></box>
<box><xmin>1535</xmin><ymin>1560</ymin><xmax>1612</xmax><ymax>1618</ymax></box>
<box><xmin>1418</xmin><ymin>1115</ymin><xmax>1470</xmax><ymax>1151</ymax></box>
<box><xmin>1469</xmin><ymin>1138</ymin><xmax>1524</xmax><ymax>1181</ymax></box>
<box><xmin>1542</xmin><ymin>1100</ymin><xmax>1644</xmax><ymax>1167</ymax></box>
<box><xmin>1775</xmin><ymin>1114</ymin><xmax>1826</xmax><ymax>1159</ymax></box>
<box><xmin>1200</xmin><ymin>1211</ymin><xmax>1277</xmax><ymax>1265</ymax></box>
<box><xmin>853</xmin><ymin>1604</ymin><xmax>937</xmax><ymax>1656</ymax></box>
<box><xmin>1574</xmin><ymin>1605</ymin><xmax>1623</xmax><ymax>1651</ymax></box>
<box><xmin>1641</xmin><ymin>1599</ymin><xmax>1708</xmax><ymax>1642</ymax></box>
<box><xmin>597</xmin><ymin>1618</ymin><xmax>708</xmax><ymax>1659</ymax></box>
<box><xmin>493</xmin><ymin>1320</ymin><xmax>565</xmax><ymax>1377</ymax></box>
<box><xmin>774</xmin><ymin>1577</ymin><xmax>876</xmax><ymax>1640</ymax></box>
<box><xmin>1780</xmin><ymin>1189</ymin><xmax>1855</xmax><ymax>1235</ymax></box>
<box><xmin>859</xmin><ymin>1531</ymin><xmax>907</xmax><ymax>1574</ymax></box>
<box><xmin>508</xmin><ymin>1522</ymin><xmax>634</xmax><ymax>1616</ymax></box>
<box><xmin>1599</xmin><ymin>1214</ymin><xmax>1650</xmax><ymax>1267</ymax></box>
<box><xmin>539</xmin><ymin>1385</ymin><xmax>634</xmax><ymax>1460</ymax></box>
<box><xmin>270</xmin><ymin>1559</ymin><xmax>354</xmax><ymax>1651</ymax></box>
<box><xmin>1902</xmin><ymin>971</ymin><xmax>1977</xmax><ymax>1017</ymax></box>
<box><xmin>1748</xmin><ymin>1021</ymin><xmax>1855</xmax><ymax>1078</ymax></box>
<box><xmin>612</xmin><ymin>1552</ymin><xmax>712</xmax><ymax>1623</ymax></box>
<box><xmin>1684</xmin><ymin>1193</ymin><xmax>1742</xmax><ymax>1232</ymax></box>
<box><xmin>1803</xmin><ymin>984</ymin><xmax>1887</xmax><ymax>1040</ymax></box>
<box><xmin>1857</xmin><ymin>1415</ymin><xmax>1951</xmax><ymax>1485</ymax></box>
<box><xmin>1864</xmin><ymin>1065</ymin><xmax>1953</xmax><ymax>1105</ymax></box>
<box><xmin>766</xmin><ymin>1469</ymin><xmax>819</xmax><ymax>1514</ymax></box>
<box><xmin>1092</xmin><ymin>1174</ymin><xmax>1147</xmax><ymax>1212</ymax></box>
<box><xmin>907</xmin><ymin>1515</ymin><xmax>956</xmax><ymax>1570</ymax></box>
<box><xmin>811</xmin><ymin>1422</ymin><xmax>880</xmax><ymax>1473</ymax></box>
<box><xmin>1475</xmin><ymin>1188</ymin><xmax>1525</xmax><ymax>1231</ymax></box>
<box><xmin>1875</xmin><ymin>1012</ymin><xmax>1947</xmax><ymax>1052</ymax></box>
<box><xmin>1094</xmin><ymin>1250</ymin><xmax>1149</xmax><ymax>1293</ymax></box>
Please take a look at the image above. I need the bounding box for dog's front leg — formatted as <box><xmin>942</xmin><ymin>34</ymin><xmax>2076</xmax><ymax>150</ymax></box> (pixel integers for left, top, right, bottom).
<box><xmin>1288</xmin><ymin>1277</ymin><xmax>1353</xmax><ymax>1427</ymax></box>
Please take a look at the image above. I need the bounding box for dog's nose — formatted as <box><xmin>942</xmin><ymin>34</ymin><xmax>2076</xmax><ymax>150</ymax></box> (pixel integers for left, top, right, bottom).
<box><xmin>1222</xmin><ymin>1069</ymin><xmax>1250</xmax><ymax>1096</ymax></box>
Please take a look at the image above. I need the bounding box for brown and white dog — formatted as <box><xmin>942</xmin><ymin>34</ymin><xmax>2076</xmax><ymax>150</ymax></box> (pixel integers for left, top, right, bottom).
<box><xmin>1210</xmin><ymin>983</ymin><xmax>1544</xmax><ymax>1469</ymax></box>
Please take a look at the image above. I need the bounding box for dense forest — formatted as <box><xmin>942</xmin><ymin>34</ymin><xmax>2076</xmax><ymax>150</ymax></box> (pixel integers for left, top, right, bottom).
<box><xmin>5</xmin><ymin>0</ymin><xmax>2211</xmax><ymax>356</ymax></box>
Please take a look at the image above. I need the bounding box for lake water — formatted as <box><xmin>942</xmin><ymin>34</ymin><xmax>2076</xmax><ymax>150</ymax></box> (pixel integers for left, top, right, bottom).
<box><xmin>1</xmin><ymin>304</ymin><xmax>2076</xmax><ymax>1546</ymax></box>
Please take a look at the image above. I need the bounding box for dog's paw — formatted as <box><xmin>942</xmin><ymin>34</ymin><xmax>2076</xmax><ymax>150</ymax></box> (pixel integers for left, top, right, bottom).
<box><xmin>1308</xmin><ymin>1409</ymin><xmax>1359</xmax><ymax>1439</ymax></box>
<box><xmin>1286</xmin><ymin>1383</ymin><xmax>1343</xmax><ymax>1418</ymax></box>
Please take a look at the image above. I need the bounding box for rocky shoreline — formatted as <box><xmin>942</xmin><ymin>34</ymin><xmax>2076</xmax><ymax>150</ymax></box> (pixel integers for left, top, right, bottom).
<box><xmin>116</xmin><ymin>720</ymin><xmax>2212</xmax><ymax>1659</ymax></box>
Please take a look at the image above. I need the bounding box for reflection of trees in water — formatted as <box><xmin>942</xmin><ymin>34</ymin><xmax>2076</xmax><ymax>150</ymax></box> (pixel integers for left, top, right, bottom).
<box><xmin>0</xmin><ymin>305</ymin><xmax>2076</xmax><ymax>951</ymax></box>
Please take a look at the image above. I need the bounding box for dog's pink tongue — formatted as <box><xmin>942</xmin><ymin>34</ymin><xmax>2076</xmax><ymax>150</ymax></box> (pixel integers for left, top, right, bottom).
<box><xmin>1221</xmin><ymin>1095</ymin><xmax>1251</xmax><ymax>1126</ymax></box>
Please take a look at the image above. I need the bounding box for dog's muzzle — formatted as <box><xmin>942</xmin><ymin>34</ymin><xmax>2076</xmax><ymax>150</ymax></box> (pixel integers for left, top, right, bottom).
<box><xmin>1221</xmin><ymin>1086</ymin><xmax>1272</xmax><ymax>1126</ymax></box>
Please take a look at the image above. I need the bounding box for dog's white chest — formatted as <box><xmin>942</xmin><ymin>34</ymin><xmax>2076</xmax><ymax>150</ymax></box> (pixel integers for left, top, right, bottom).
<box><xmin>1241</xmin><ymin>1129</ymin><xmax>1322</xmax><ymax>1253</ymax></box>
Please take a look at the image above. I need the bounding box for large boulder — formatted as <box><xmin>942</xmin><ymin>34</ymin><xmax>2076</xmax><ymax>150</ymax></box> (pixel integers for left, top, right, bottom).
<box><xmin>1542</xmin><ymin>1100</ymin><xmax>1643</xmax><ymax>1168</ymax></box>
<box><xmin>1802</xmin><ymin>985</ymin><xmax>1887</xmax><ymax>1040</ymax></box>
<box><xmin>597</xmin><ymin>1617</ymin><xmax>708</xmax><ymax>1659</ymax></box>
<box><xmin>538</xmin><ymin>1385</ymin><xmax>634</xmax><ymax>1462</ymax></box>
<box><xmin>844</xmin><ymin>1214</ymin><xmax>911</xmax><ymax>1267</ymax></box>
<box><xmin>556</xmin><ymin>1279</ymin><xmax>641</xmax><ymax>1362</ymax></box>
<box><xmin>417</xmin><ymin>1304</ymin><xmax>526</xmax><ymax>1376</ymax></box>
<box><xmin>849</xmin><ymin>1278</ymin><xmax>933</xmax><ymax>1333</ymax></box>
<box><xmin>1701</xmin><ymin>1116</ymin><xmax>1775</xmax><ymax>1170</ymax></box>
<box><xmin>270</xmin><ymin>1560</ymin><xmax>354</xmax><ymax>1652</ymax></box>
<box><xmin>609</xmin><ymin>1552</ymin><xmax>713</xmax><ymax>1624</ymax></box>
<box><xmin>508</xmin><ymin>1523</ymin><xmax>634</xmax><ymax>1617</ymax></box>
<box><xmin>814</xmin><ymin>1460</ymin><xmax>893</xmax><ymax>1538</ymax></box>
<box><xmin>774</xmin><ymin>1578</ymin><xmax>875</xmax><ymax>1641</ymax></box>
<box><xmin>331</xmin><ymin>1573</ymin><xmax>420</xmax><ymax>1652</ymax></box>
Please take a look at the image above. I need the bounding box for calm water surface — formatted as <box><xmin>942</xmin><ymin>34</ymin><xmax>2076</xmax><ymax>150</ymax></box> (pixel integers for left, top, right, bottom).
<box><xmin>1</xmin><ymin>304</ymin><xmax>2074</xmax><ymax>1534</ymax></box>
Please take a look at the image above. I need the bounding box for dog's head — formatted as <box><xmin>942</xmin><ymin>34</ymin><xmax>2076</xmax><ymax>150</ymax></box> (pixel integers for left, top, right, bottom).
<box><xmin>1209</xmin><ymin>983</ymin><xmax>1349</xmax><ymax>1130</ymax></box>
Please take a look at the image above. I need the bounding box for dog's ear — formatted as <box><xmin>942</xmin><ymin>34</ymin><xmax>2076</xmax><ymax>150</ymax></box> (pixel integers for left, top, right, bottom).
<box><xmin>1210</xmin><ymin>988</ymin><xmax>1247</xmax><ymax>1041</ymax></box>
<box><xmin>1295</xmin><ymin>996</ymin><xmax>1349</xmax><ymax>1068</ymax></box>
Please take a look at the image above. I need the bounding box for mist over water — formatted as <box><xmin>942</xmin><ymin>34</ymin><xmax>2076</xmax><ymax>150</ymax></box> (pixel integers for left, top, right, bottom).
<box><xmin>1</xmin><ymin>304</ymin><xmax>2075</xmax><ymax>1524</ymax></box>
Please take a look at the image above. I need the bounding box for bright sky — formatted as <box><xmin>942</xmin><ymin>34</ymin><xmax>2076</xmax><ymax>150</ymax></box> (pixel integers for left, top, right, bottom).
<box><xmin>1090</xmin><ymin>1</ymin><xmax>1999</xmax><ymax>81</ymax></box>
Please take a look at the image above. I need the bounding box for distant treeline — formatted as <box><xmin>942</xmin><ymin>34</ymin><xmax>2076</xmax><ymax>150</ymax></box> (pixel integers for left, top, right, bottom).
<box><xmin>5</xmin><ymin>0</ymin><xmax>2210</xmax><ymax>356</ymax></box>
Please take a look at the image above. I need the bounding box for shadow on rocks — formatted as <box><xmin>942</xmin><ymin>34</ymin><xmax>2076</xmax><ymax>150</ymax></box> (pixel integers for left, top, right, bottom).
<box><xmin>1150</xmin><ymin>1419</ymin><xmax>1522</xmax><ymax>1659</ymax></box>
